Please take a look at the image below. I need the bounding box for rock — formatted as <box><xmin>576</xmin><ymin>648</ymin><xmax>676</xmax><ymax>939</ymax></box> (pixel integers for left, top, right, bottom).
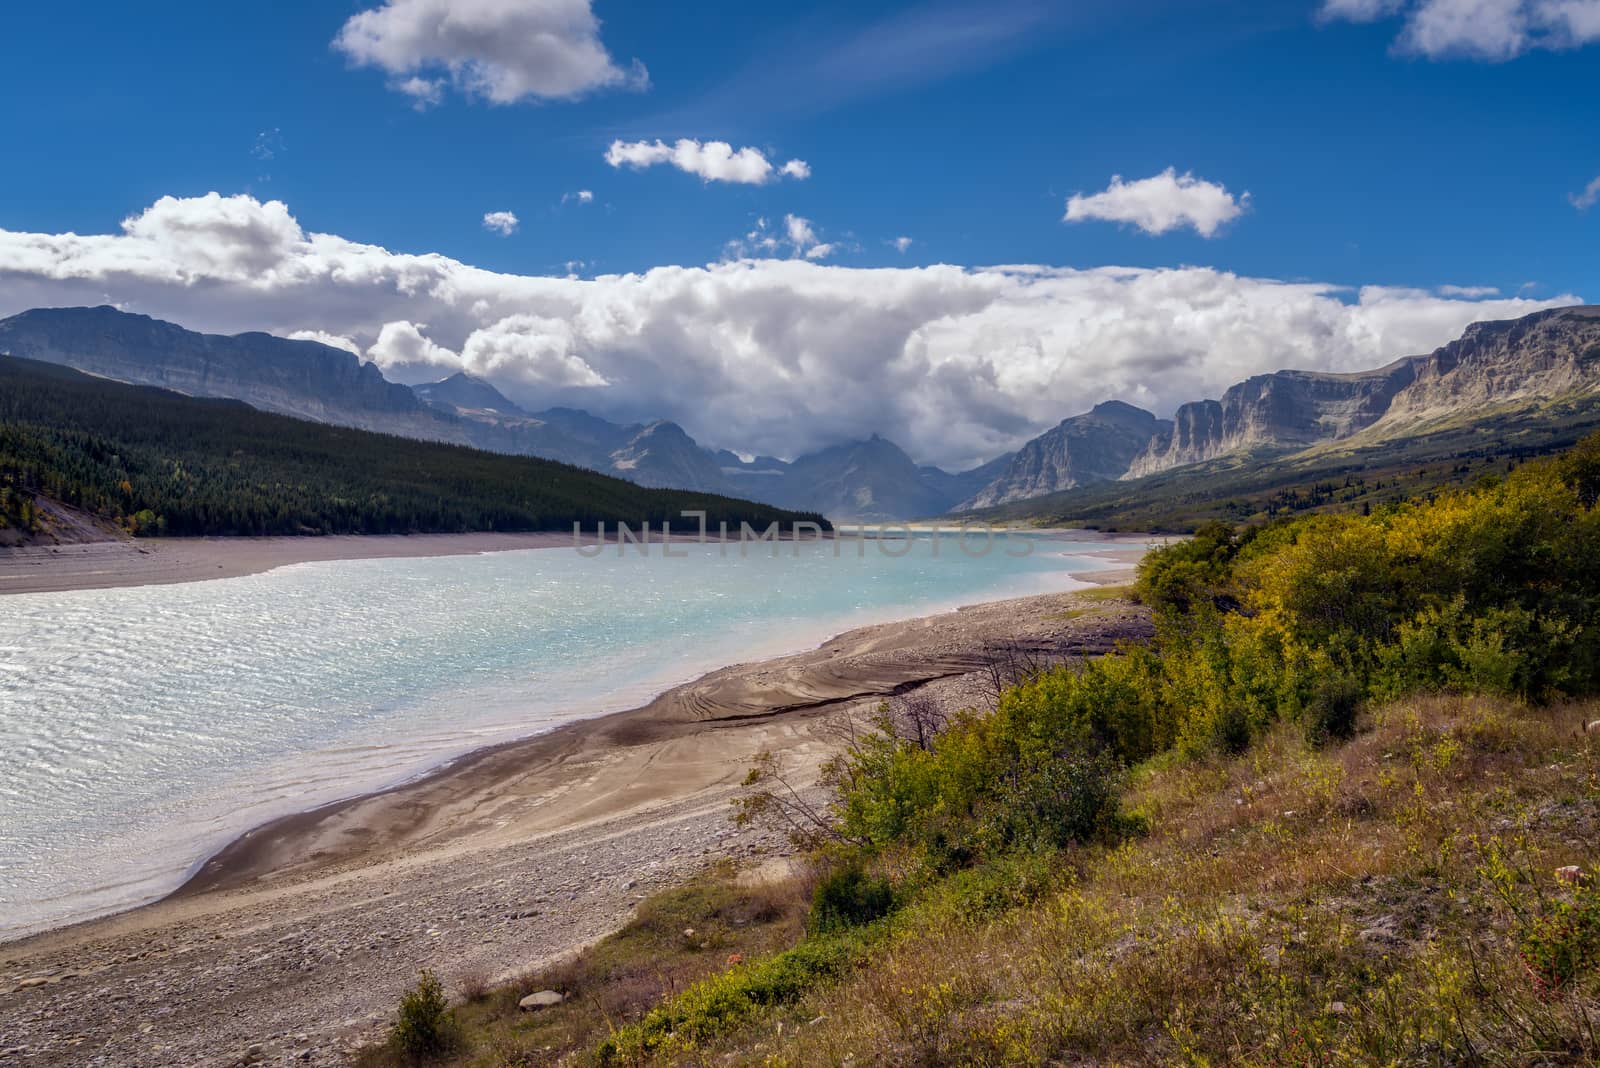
<box><xmin>1585</xmin><ymin>719</ymin><xmax>1600</xmax><ymax>735</ymax></box>
<box><xmin>518</xmin><ymin>990</ymin><xmax>565</xmax><ymax>1011</ymax></box>
<box><xmin>1326</xmin><ymin>1001</ymin><xmax>1347</xmax><ymax>1016</ymax></box>
<box><xmin>16</xmin><ymin>976</ymin><xmax>49</xmax><ymax>989</ymax></box>
<box><xmin>1555</xmin><ymin>865</ymin><xmax>1589</xmax><ymax>886</ymax></box>
<box><xmin>1359</xmin><ymin>925</ymin><xmax>1398</xmax><ymax>945</ymax></box>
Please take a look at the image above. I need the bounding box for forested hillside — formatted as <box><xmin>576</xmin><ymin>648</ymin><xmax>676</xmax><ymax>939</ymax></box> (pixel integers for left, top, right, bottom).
<box><xmin>0</xmin><ymin>356</ymin><xmax>827</xmax><ymax>539</ymax></box>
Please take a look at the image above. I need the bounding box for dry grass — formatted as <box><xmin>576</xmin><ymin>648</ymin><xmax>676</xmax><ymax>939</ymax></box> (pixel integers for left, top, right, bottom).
<box><xmin>355</xmin><ymin>861</ymin><xmax>811</xmax><ymax>1067</ymax></box>
<box><xmin>362</xmin><ymin>696</ymin><xmax>1600</xmax><ymax>1066</ymax></box>
<box><xmin>674</xmin><ymin>695</ymin><xmax>1600</xmax><ymax>1066</ymax></box>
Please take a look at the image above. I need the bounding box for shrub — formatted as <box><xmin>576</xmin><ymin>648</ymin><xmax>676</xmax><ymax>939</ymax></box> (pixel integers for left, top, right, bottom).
<box><xmin>809</xmin><ymin>866</ymin><xmax>895</xmax><ymax>934</ymax></box>
<box><xmin>1520</xmin><ymin>882</ymin><xmax>1600</xmax><ymax>993</ymax></box>
<box><xmin>389</xmin><ymin>969</ymin><xmax>461</xmax><ymax>1063</ymax></box>
<box><xmin>1307</xmin><ymin>672</ymin><xmax>1363</xmax><ymax>743</ymax></box>
<box><xmin>980</xmin><ymin>748</ymin><xmax>1129</xmax><ymax>851</ymax></box>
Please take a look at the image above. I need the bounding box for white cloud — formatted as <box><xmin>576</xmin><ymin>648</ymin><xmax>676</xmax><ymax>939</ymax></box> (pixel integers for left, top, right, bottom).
<box><xmin>367</xmin><ymin>320</ymin><xmax>458</xmax><ymax>372</ymax></box>
<box><xmin>287</xmin><ymin>329</ymin><xmax>363</xmax><ymax>356</ymax></box>
<box><xmin>1436</xmin><ymin>284</ymin><xmax>1501</xmax><ymax>297</ymax></box>
<box><xmin>727</xmin><ymin>214</ymin><xmax>835</xmax><ymax>260</ymax></box>
<box><xmin>393</xmin><ymin>75</ymin><xmax>444</xmax><ymax>109</ymax></box>
<box><xmin>251</xmin><ymin>128</ymin><xmax>284</xmax><ymax>162</ymax></box>
<box><xmin>0</xmin><ymin>193</ymin><xmax>1579</xmax><ymax>469</ymax></box>
<box><xmin>1320</xmin><ymin>0</ymin><xmax>1600</xmax><ymax>60</ymax></box>
<box><xmin>1572</xmin><ymin>175</ymin><xmax>1600</xmax><ymax>211</ymax></box>
<box><xmin>891</xmin><ymin>236</ymin><xmax>914</xmax><ymax>253</ymax></box>
<box><xmin>1318</xmin><ymin>0</ymin><xmax>1407</xmax><ymax>20</ymax></box>
<box><xmin>333</xmin><ymin>0</ymin><xmax>646</xmax><ymax>105</ymax></box>
<box><xmin>462</xmin><ymin>314</ymin><xmax>608</xmax><ymax>387</ymax></box>
<box><xmin>481</xmin><ymin>211</ymin><xmax>519</xmax><ymax>236</ymax></box>
<box><xmin>604</xmin><ymin>139</ymin><xmax>810</xmax><ymax>185</ymax></box>
<box><xmin>562</xmin><ymin>189</ymin><xmax>595</xmax><ymax>205</ymax></box>
<box><xmin>1064</xmin><ymin>168</ymin><xmax>1249</xmax><ymax>238</ymax></box>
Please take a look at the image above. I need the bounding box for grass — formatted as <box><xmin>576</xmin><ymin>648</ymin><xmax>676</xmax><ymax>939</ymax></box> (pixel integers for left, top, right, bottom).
<box><xmin>371</xmin><ymin>695</ymin><xmax>1600</xmax><ymax>1066</ymax></box>
<box><xmin>1048</xmin><ymin>584</ymin><xmax>1135</xmax><ymax>620</ymax></box>
<box><xmin>686</xmin><ymin>695</ymin><xmax>1600</xmax><ymax>1066</ymax></box>
<box><xmin>354</xmin><ymin>861</ymin><xmax>813</xmax><ymax>1067</ymax></box>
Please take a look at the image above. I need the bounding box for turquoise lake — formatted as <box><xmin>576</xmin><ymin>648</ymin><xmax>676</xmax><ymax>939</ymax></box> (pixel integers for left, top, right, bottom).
<box><xmin>0</xmin><ymin>532</ymin><xmax>1136</xmax><ymax>937</ymax></box>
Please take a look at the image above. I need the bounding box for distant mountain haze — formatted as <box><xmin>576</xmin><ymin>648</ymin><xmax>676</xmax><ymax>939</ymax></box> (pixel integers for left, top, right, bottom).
<box><xmin>3</xmin><ymin>304</ymin><xmax>1598</xmax><ymax>521</ymax></box>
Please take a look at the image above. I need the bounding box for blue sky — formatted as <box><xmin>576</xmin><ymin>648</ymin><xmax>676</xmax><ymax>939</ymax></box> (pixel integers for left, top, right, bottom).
<box><xmin>0</xmin><ymin>1</ymin><xmax>1596</xmax><ymax>466</ymax></box>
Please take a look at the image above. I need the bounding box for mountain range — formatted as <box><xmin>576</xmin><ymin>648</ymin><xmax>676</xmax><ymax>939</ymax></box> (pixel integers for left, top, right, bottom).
<box><xmin>2</xmin><ymin>303</ymin><xmax>1598</xmax><ymax>523</ymax></box>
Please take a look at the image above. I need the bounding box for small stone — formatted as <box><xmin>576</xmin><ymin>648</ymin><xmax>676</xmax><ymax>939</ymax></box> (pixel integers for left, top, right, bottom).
<box><xmin>1326</xmin><ymin>1001</ymin><xmax>1347</xmax><ymax>1016</ymax></box>
<box><xmin>1585</xmin><ymin>719</ymin><xmax>1600</xmax><ymax>735</ymax></box>
<box><xmin>682</xmin><ymin>927</ymin><xmax>696</xmax><ymax>939</ymax></box>
<box><xmin>518</xmin><ymin>990</ymin><xmax>565</xmax><ymax>1011</ymax></box>
<box><xmin>1555</xmin><ymin>865</ymin><xmax>1588</xmax><ymax>886</ymax></box>
<box><xmin>16</xmin><ymin>976</ymin><xmax>48</xmax><ymax>989</ymax></box>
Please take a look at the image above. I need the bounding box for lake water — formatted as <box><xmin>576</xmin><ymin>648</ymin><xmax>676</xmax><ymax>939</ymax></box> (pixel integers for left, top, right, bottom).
<box><xmin>0</xmin><ymin>532</ymin><xmax>1133</xmax><ymax>938</ymax></box>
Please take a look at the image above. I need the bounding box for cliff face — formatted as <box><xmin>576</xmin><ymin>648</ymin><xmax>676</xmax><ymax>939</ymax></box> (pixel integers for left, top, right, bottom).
<box><xmin>1126</xmin><ymin>360</ymin><xmax>1420</xmax><ymax>477</ymax></box>
<box><xmin>1372</xmin><ymin>306</ymin><xmax>1600</xmax><ymax>428</ymax></box>
<box><xmin>960</xmin><ymin>401</ymin><xmax>1168</xmax><ymax>509</ymax></box>
<box><xmin>0</xmin><ymin>306</ymin><xmax>453</xmax><ymax>440</ymax></box>
<box><xmin>963</xmin><ymin>305</ymin><xmax>1600</xmax><ymax>508</ymax></box>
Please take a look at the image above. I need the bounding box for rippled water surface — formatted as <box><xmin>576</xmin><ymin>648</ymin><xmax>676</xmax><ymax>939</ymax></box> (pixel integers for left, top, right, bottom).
<box><xmin>0</xmin><ymin>533</ymin><xmax>1128</xmax><ymax>936</ymax></box>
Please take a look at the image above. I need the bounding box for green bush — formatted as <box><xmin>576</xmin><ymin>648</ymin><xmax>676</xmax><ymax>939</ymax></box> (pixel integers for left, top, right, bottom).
<box><xmin>389</xmin><ymin>969</ymin><xmax>461</xmax><ymax>1063</ymax></box>
<box><xmin>980</xmin><ymin>748</ymin><xmax>1128</xmax><ymax>851</ymax></box>
<box><xmin>1520</xmin><ymin>882</ymin><xmax>1600</xmax><ymax>993</ymax></box>
<box><xmin>809</xmin><ymin>866</ymin><xmax>895</xmax><ymax>934</ymax></box>
<box><xmin>595</xmin><ymin>925</ymin><xmax>879</xmax><ymax>1063</ymax></box>
<box><xmin>1307</xmin><ymin>672</ymin><xmax>1363</xmax><ymax>743</ymax></box>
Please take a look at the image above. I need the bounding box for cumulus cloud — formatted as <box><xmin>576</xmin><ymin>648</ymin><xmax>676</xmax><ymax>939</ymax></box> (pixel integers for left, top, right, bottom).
<box><xmin>333</xmin><ymin>0</ymin><xmax>646</xmax><ymax>105</ymax></box>
<box><xmin>462</xmin><ymin>314</ymin><xmax>608</xmax><ymax>386</ymax></box>
<box><xmin>727</xmin><ymin>215</ymin><xmax>834</xmax><ymax>260</ymax></box>
<box><xmin>0</xmin><ymin>193</ymin><xmax>1579</xmax><ymax>469</ymax></box>
<box><xmin>287</xmin><ymin>329</ymin><xmax>363</xmax><ymax>356</ymax></box>
<box><xmin>604</xmin><ymin>139</ymin><xmax>810</xmax><ymax>185</ymax></box>
<box><xmin>1320</xmin><ymin>0</ymin><xmax>1600</xmax><ymax>60</ymax></box>
<box><xmin>562</xmin><ymin>189</ymin><xmax>595</xmax><ymax>205</ymax></box>
<box><xmin>367</xmin><ymin>320</ymin><xmax>459</xmax><ymax>373</ymax></box>
<box><xmin>891</xmin><ymin>236</ymin><xmax>914</xmax><ymax>253</ymax></box>
<box><xmin>1064</xmin><ymin>168</ymin><xmax>1249</xmax><ymax>238</ymax></box>
<box><xmin>1573</xmin><ymin>175</ymin><xmax>1600</xmax><ymax>211</ymax></box>
<box><xmin>481</xmin><ymin>211</ymin><xmax>519</xmax><ymax>236</ymax></box>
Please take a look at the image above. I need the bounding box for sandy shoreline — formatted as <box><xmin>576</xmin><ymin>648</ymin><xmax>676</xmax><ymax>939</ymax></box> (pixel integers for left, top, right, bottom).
<box><xmin>0</xmin><ymin>534</ymin><xmax>1156</xmax><ymax>1066</ymax></box>
<box><xmin>0</xmin><ymin>528</ymin><xmax>1158</xmax><ymax>596</ymax></box>
<box><xmin>0</xmin><ymin>532</ymin><xmax>587</xmax><ymax>595</ymax></box>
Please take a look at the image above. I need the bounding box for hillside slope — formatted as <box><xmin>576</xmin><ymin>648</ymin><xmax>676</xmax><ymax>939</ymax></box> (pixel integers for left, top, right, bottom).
<box><xmin>0</xmin><ymin>355</ymin><xmax>826</xmax><ymax>539</ymax></box>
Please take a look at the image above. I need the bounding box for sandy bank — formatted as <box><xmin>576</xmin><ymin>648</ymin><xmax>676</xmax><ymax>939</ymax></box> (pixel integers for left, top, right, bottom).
<box><xmin>0</xmin><ymin>578</ymin><xmax>1150</xmax><ymax>1067</ymax></box>
<box><xmin>0</xmin><ymin>528</ymin><xmax>1159</xmax><ymax>596</ymax></box>
<box><xmin>0</xmin><ymin>532</ymin><xmax>586</xmax><ymax>595</ymax></box>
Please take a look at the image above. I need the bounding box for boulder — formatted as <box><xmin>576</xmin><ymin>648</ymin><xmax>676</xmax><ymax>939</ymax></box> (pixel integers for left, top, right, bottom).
<box><xmin>518</xmin><ymin>990</ymin><xmax>565</xmax><ymax>1011</ymax></box>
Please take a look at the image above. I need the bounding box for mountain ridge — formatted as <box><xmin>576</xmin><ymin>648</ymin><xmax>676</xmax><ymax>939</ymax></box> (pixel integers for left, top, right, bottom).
<box><xmin>5</xmin><ymin>303</ymin><xmax>1598</xmax><ymax>522</ymax></box>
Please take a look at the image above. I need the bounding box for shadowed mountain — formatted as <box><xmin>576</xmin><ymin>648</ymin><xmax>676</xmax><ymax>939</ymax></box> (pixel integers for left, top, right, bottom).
<box><xmin>0</xmin><ymin>305</ymin><xmax>454</xmax><ymax>440</ymax></box>
<box><xmin>961</xmin><ymin>401</ymin><xmax>1168</xmax><ymax>509</ymax></box>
